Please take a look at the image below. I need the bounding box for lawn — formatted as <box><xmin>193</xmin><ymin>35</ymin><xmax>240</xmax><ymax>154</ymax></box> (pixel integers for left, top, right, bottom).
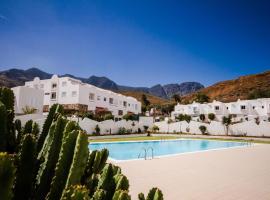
<box><xmin>88</xmin><ymin>134</ymin><xmax>270</xmax><ymax>144</ymax></box>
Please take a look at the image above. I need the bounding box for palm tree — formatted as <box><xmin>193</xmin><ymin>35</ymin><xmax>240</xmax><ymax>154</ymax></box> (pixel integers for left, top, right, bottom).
<box><xmin>222</xmin><ymin>115</ymin><xmax>232</xmax><ymax>136</ymax></box>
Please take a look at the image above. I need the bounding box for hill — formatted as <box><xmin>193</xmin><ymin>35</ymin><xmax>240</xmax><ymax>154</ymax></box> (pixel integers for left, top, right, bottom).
<box><xmin>184</xmin><ymin>70</ymin><xmax>270</xmax><ymax>102</ymax></box>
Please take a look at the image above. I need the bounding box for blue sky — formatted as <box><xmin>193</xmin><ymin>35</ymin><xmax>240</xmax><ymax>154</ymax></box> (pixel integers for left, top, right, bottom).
<box><xmin>0</xmin><ymin>0</ymin><xmax>269</xmax><ymax>87</ymax></box>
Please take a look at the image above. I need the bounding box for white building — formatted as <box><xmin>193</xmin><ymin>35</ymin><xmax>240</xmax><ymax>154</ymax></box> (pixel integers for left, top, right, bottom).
<box><xmin>24</xmin><ymin>75</ymin><xmax>141</xmax><ymax>117</ymax></box>
<box><xmin>12</xmin><ymin>86</ymin><xmax>44</xmax><ymax>114</ymax></box>
<box><xmin>172</xmin><ymin>99</ymin><xmax>270</xmax><ymax>121</ymax></box>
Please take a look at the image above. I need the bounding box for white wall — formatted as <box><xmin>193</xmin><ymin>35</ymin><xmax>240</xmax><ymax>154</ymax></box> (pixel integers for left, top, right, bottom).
<box><xmin>79</xmin><ymin>118</ymin><xmax>152</xmax><ymax>134</ymax></box>
<box><xmin>12</xmin><ymin>86</ymin><xmax>44</xmax><ymax>114</ymax></box>
<box><xmin>154</xmin><ymin>120</ymin><xmax>270</xmax><ymax>137</ymax></box>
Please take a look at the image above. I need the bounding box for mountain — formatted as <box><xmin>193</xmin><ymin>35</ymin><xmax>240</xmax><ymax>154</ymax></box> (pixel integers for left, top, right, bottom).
<box><xmin>0</xmin><ymin>67</ymin><xmax>203</xmax><ymax>99</ymax></box>
<box><xmin>184</xmin><ymin>70</ymin><xmax>270</xmax><ymax>102</ymax></box>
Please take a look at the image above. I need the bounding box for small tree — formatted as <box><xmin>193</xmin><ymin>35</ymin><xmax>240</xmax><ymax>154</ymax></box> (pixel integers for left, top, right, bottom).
<box><xmin>208</xmin><ymin>113</ymin><xmax>215</xmax><ymax>121</ymax></box>
<box><xmin>184</xmin><ymin>115</ymin><xmax>191</xmax><ymax>124</ymax></box>
<box><xmin>195</xmin><ymin>93</ymin><xmax>210</xmax><ymax>103</ymax></box>
<box><xmin>176</xmin><ymin>114</ymin><xmax>185</xmax><ymax>121</ymax></box>
<box><xmin>199</xmin><ymin>114</ymin><xmax>205</xmax><ymax>122</ymax></box>
<box><xmin>199</xmin><ymin>125</ymin><xmax>207</xmax><ymax>135</ymax></box>
<box><xmin>94</xmin><ymin>125</ymin><xmax>101</xmax><ymax>136</ymax></box>
<box><xmin>172</xmin><ymin>94</ymin><xmax>181</xmax><ymax>103</ymax></box>
<box><xmin>222</xmin><ymin>115</ymin><xmax>232</xmax><ymax>136</ymax></box>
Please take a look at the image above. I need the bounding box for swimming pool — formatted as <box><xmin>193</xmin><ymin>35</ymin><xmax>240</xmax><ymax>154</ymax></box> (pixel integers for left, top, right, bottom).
<box><xmin>89</xmin><ymin>139</ymin><xmax>249</xmax><ymax>161</ymax></box>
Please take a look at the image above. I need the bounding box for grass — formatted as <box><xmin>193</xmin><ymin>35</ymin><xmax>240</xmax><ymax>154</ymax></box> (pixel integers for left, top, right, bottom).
<box><xmin>89</xmin><ymin>134</ymin><xmax>270</xmax><ymax>144</ymax></box>
<box><xmin>89</xmin><ymin>135</ymin><xmax>180</xmax><ymax>143</ymax></box>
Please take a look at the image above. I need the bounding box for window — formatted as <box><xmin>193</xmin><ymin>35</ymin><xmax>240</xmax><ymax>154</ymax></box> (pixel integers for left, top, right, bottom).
<box><xmin>109</xmin><ymin>98</ymin><xmax>113</xmax><ymax>104</ymax></box>
<box><xmin>51</xmin><ymin>92</ymin><xmax>57</xmax><ymax>100</ymax></box>
<box><xmin>226</xmin><ymin>107</ymin><xmax>229</xmax><ymax>110</ymax></box>
<box><xmin>123</xmin><ymin>101</ymin><xmax>127</xmax><ymax>107</ymax></box>
<box><xmin>61</xmin><ymin>92</ymin><xmax>67</xmax><ymax>97</ymax></box>
<box><xmin>215</xmin><ymin>106</ymin><xmax>219</xmax><ymax>110</ymax></box>
<box><xmin>118</xmin><ymin>110</ymin><xmax>123</xmax><ymax>116</ymax></box>
<box><xmin>262</xmin><ymin>106</ymin><xmax>264</xmax><ymax>109</ymax></box>
<box><xmin>62</xmin><ymin>81</ymin><xmax>67</xmax><ymax>87</ymax></box>
<box><xmin>253</xmin><ymin>106</ymin><xmax>255</xmax><ymax>109</ymax></box>
<box><xmin>72</xmin><ymin>91</ymin><xmax>77</xmax><ymax>97</ymax></box>
<box><xmin>89</xmin><ymin>93</ymin><xmax>95</xmax><ymax>101</ymax></box>
<box><xmin>52</xmin><ymin>83</ymin><xmax>57</xmax><ymax>89</ymax></box>
<box><xmin>45</xmin><ymin>92</ymin><xmax>50</xmax><ymax>95</ymax></box>
<box><xmin>241</xmin><ymin>105</ymin><xmax>246</xmax><ymax>110</ymax></box>
<box><xmin>104</xmin><ymin>97</ymin><xmax>107</xmax><ymax>102</ymax></box>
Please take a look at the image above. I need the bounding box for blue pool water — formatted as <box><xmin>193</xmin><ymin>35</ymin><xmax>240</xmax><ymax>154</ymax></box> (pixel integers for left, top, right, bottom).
<box><xmin>89</xmin><ymin>139</ymin><xmax>248</xmax><ymax>161</ymax></box>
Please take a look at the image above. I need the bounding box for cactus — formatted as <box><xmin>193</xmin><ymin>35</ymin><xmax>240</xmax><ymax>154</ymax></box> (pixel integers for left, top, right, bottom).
<box><xmin>112</xmin><ymin>190</ymin><xmax>131</xmax><ymax>200</ymax></box>
<box><xmin>37</xmin><ymin>104</ymin><xmax>64</xmax><ymax>153</ymax></box>
<box><xmin>35</xmin><ymin>115</ymin><xmax>67</xmax><ymax>200</ymax></box>
<box><xmin>96</xmin><ymin>163</ymin><xmax>117</xmax><ymax>199</ymax></box>
<box><xmin>0</xmin><ymin>152</ymin><xmax>16</xmax><ymax>200</ymax></box>
<box><xmin>0</xmin><ymin>87</ymin><xmax>16</xmax><ymax>153</ymax></box>
<box><xmin>46</xmin><ymin>130</ymin><xmax>79</xmax><ymax>200</ymax></box>
<box><xmin>91</xmin><ymin>189</ymin><xmax>107</xmax><ymax>200</ymax></box>
<box><xmin>146</xmin><ymin>188</ymin><xmax>163</xmax><ymax>200</ymax></box>
<box><xmin>61</xmin><ymin>185</ymin><xmax>90</xmax><ymax>200</ymax></box>
<box><xmin>13</xmin><ymin>134</ymin><xmax>37</xmax><ymax>200</ymax></box>
<box><xmin>64</xmin><ymin>131</ymin><xmax>89</xmax><ymax>190</ymax></box>
<box><xmin>0</xmin><ymin>102</ymin><xmax>7</xmax><ymax>151</ymax></box>
<box><xmin>23</xmin><ymin>119</ymin><xmax>33</xmax><ymax>134</ymax></box>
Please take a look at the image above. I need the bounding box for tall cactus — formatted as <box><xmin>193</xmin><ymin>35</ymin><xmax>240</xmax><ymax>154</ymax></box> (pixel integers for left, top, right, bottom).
<box><xmin>61</xmin><ymin>185</ymin><xmax>90</xmax><ymax>200</ymax></box>
<box><xmin>46</xmin><ymin>130</ymin><xmax>79</xmax><ymax>200</ymax></box>
<box><xmin>35</xmin><ymin>115</ymin><xmax>67</xmax><ymax>200</ymax></box>
<box><xmin>0</xmin><ymin>152</ymin><xmax>16</xmax><ymax>200</ymax></box>
<box><xmin>13</xmin><ymin>134</ymin><xmax>37</xmax><ymax>200</ymax></box>
<box><xmin>37</xmin><ymin>104</ymin><xmax>64</xmax><ymax>153</ymax></box>
<box><xmin>32</xmin><ymin>122</ymin><xmax>40</xmax><ymax>136</ymax></box>
<box><xmin>0</xmin><ymin>102</ymin><xmax>7</xmax><ymax>151</ymax></box>
<box><xmin>15</xmin><ymin>119</ymin><xmax>22</xmax><ymax>148</ymax></box>
<box><xmin>64</xmin><ymin>131</ymin><xmax>89</xmax><ymax>191</ymax></box>
<box><xmin>0</xmin><ymin>87</ymin><xmax>16</xmax><ymax>153</ymax></box>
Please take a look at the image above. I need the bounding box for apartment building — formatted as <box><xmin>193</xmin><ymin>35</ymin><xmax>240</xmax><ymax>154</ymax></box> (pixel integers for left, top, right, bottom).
<box><xmin>172</xmin><ymin>99</ymin><xmax>270</xmax><ymax>120</ymax></box>
<box><xmin>24</xmin><ymin>75</ymin><xmax>141</xmax><ymax>117</ymax></box>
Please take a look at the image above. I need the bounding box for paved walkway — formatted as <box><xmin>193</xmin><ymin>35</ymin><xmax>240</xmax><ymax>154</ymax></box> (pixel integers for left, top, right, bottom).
<box><xmin>118</xmin><ymin>144</ymin><xmax>270</xmax><ymax>200</ymax></box>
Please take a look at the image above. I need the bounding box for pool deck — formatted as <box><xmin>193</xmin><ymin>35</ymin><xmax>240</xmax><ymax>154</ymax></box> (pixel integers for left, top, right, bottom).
<box><xmin>117</xmin><ymin>144</ymin><xmax>270</xmax><ymax>200</ymax></box>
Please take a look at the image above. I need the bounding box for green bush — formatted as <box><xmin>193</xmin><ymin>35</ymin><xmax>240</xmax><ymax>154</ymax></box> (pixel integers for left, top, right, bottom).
<box><xmin>118</xmin><ymin>127</ymin><xmax>126</xmax><ymax>134</ymax></box>
<box><xmin>208</xmin><ymin>113</ymin><xmax>215</xmax><ymax>121</ymax></box>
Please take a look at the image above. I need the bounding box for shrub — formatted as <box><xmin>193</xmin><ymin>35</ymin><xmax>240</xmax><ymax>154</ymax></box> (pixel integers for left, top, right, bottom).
<box><xmin>22</xmin><ymin>106</ymin><xmax>37</xmax><ymax>114</ymax></box>
<box><xmin>199</xmin><ymin>125</ymin><xmax>207</xmax><ymax>135</ymax></box>
<box><xmin>123</xmin><ymin>113</ymin><xmax>138</xmax><ymax>121</ymax></box>
<box><xmin>208</xmin><ymin>113</ymin><xmax>215</xmax><ymax>121</ymax></box>
<box><xmin>118</xmin><ymin>127</ymin><xmax>126</xmax><ymax>135</ymax></box>
<box><xmin>152</xmin><ymin>125</ymin><xmax>159</xmax><ymax>133</ymax></box>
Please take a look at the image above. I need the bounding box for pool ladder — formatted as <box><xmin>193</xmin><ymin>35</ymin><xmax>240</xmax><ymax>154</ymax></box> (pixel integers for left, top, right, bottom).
<box><xmin>138</xmin><ymin>147</ymin><xmax>154</xmax><ymax>160</ymax></box>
